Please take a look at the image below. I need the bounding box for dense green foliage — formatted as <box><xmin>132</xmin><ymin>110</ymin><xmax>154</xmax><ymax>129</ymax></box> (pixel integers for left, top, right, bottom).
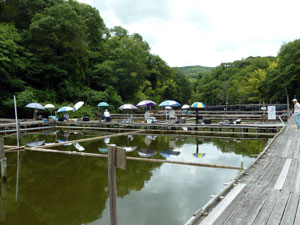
<box><xmin>0</xmin><ymin>0</ymin><xmax>299</xmax><ymax>118</ymax></box>
<box><xmin>174</xmin><ymin>65</ymin><xmax>214</xmax><ymax>79</ymax></box>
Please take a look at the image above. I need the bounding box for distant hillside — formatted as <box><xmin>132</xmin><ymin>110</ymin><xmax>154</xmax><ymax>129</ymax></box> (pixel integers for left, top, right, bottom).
<box><xmin>174</xmin><ymin>65</ymin><xmax>214</xmax><ymax>78</ymax></box>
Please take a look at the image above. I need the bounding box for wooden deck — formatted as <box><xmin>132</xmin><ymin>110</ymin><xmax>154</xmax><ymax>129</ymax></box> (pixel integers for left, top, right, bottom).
<box><xmin>187</xmin><ymin>117</ymin><xmax>300</xmax><ymax>225</ymax></box>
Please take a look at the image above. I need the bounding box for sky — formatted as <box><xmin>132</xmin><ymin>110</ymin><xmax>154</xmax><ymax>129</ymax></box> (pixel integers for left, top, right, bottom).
<box><xmin>78</xmin><ymin>0</ymin><xmax>300</xmax><ymax>67</ymax></box>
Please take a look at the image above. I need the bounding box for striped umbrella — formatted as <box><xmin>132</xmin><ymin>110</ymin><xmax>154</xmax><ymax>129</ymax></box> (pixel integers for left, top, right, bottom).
<box><xmin>191</xmin><ymin>102</ymin><xmax>206</xmax><ymax>109</ymax></box>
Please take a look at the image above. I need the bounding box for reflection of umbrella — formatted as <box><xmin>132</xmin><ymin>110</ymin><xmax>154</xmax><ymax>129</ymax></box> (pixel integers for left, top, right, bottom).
<box><xmin>193</xmin><ymin>153</ymin><xmax>206</xmax><ymax>158</ymax></box>
<box><xmin>57</xmin><ymin>106</ymin><xmax>73</xmax><ymax>113</ymax></box>
<box><xmin>44</xmin><ymin>104</ymin><xmax>55</xmax><ymax>109</ymax></box>
<box><xmin>26</xmin><ymin>140</ymin><xmax>45</xmax><ymax>147</ymax></box>
<box><xmin>159</xmin><ymin>100</ymin><xmax>181</xmax><ymax>107</ymax></box>
<box><xmin>98</xmin><ymin>148</ymin><xmax>108</xmax><ymax>154</ymax></box>
<box><xmin>74</xmin><ymin>142</ymin><xmax>85</xmax><ymax>151</ymax></box>
<box><xmin>119</xmin><ymin>104</ymin><xmax>138</xmax><ymax>110</ymax></box>
<box><xmin>58</xmin><ymin>139</ymin><xmax>72</xmax><ymax>146</ymax></box>
<box><xmin>25</xmin><ymin>103</ymin><xmax>45</xmax><ymax>110</ymax></box>
<box><xmin>73</xmin><ymin>101</ymin><xmax>84</xmax><ymax>111</ymax></box>
<box><xmin>138</xmin><ymin>149</ymin><xmax>157</xmax><ymax>157</ymax></box>
<box><xmin>104</xmin><ymin>137</ymin><xmax>110</xmax><ymax>144</ymax></box>
<box><xmin>136</xmin><ymin>100</ymin><xmax>156</xmax><ymax>108</ymax></box>
<box><xmin>182</xmin><ymin>104</ymin><xmax>190</xmax><ymax>109</ymax></box>
<box><xmin>191</xmin><ymin>102</ymin><xmax>206</xmax><ymax>124</ymax></box>
<box><xmin>160</xmin><ymin>150</ymin><xmax>181</xmax><ymax>158</ymax></box>
<box><xmin>122</xmin><ymin>146</ymin><xmax>137</xmax><ymax>153</ymax></box>
<box><xmin>97</xmin><ymin>102</ymin><xmax>109</xmax><ymax>107</ymax></box>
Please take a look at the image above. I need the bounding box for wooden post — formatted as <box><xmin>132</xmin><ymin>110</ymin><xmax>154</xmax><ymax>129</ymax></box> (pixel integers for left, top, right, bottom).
<box><xmin>108</xmin><ymin>144</ymin><xmax>118</xmax><ymax>225</ymax></box>
<box><xmin>0</xmin><ymin>138</ymin><xmax>7</xmax><ymax>182</ymax></box>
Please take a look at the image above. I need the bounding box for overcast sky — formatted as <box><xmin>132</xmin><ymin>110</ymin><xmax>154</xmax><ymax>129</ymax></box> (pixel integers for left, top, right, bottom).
<box><xmin>79</xmin><ymin>0</ymin><xmax>300</xmax><ymax>67</ymax></box>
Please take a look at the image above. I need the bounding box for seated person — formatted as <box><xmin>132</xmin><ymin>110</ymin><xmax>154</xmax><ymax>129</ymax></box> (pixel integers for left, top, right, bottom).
<box><xmin>104</xmin><ymin>109</ymin><xmax>111</xmax><ymax>122</ymax></box>
<box><xmin>144</xmin><ymin>111</ymin><xmax>151</xmax><ymax>122</ymax></box>
<box><xmin>169</xmin><ymin>110</ymin><xmax>177</xmax><ymax>121</ymax></box>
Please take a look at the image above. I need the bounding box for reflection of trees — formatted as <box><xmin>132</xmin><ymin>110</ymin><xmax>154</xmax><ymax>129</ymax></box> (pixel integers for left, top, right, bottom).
<box><xmin>210</xmin><ymin>139</ymin><xmax>266</xmax><ymax>156</ymax></box>
<box><xmin>1</xmin><ymin>145</ymin><xmax>163</xmax><ymax>225</ymax></box>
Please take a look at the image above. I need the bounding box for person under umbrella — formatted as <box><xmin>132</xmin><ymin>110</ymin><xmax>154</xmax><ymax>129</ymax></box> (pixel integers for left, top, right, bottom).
<box><xmin>25</xmin><ymin>103</ymin><xmax>45</xmax><ymax>119</ymax></box>
<box><xmin>191</xmin><ymin>102</ymin><xmax>206</xmax><ymax>124</ymax></box>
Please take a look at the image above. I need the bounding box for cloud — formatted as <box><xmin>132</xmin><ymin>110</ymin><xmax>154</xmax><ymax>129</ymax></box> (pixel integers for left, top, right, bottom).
<box><xmin>79</xmin><ymin>0</ymin><xmax>300</xmax><ymax>67</ymax></box>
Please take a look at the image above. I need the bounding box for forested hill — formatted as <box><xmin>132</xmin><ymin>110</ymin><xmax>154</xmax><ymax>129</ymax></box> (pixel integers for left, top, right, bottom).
<box><xmin>174</xmin><ymin>65</ymin><xmax>214</xmax><ymax>78</ymax></box>
<box><xmin>0</xmin><ymin>0</ymin><xmax>300</xmax><ymax>119</ymax></box>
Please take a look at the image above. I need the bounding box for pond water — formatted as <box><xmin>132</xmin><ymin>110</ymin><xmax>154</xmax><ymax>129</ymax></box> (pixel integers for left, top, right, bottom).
<box><xmin>1</xmin><ymin>130</ymin><xmax>267</xmax><ymax>225</ymax></box>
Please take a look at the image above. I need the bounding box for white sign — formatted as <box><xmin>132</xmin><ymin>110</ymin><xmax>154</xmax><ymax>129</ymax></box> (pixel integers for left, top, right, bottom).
<box><xmin>268</xmin><ymin>106</ymin><xmax>276</xmax><ymax>120</ymax></box>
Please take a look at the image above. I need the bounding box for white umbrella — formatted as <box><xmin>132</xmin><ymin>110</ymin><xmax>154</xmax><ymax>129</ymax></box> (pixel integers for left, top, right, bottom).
<box><xmin>119</xmin><ymin>104</ymin><xmax>138</xmax><ymax>110</ymax></box>
<box><xmin>74</xmin><ymin>142</ymin><xmax>85</xmax><ymax>151</ymax></box>
<box><xmin>44</xmin><ymin>104</ymin><xmax>55</xmax><ymax>109</ymax></box>
<box><xmin>182</xmin><ymin>104</ymin><xmax>190</xmax><ymax>109</ymax></box>
<box><xmin>73</xmin><ymin>101</ymin><xmax>84</xmax><ymax>111</ymax></box>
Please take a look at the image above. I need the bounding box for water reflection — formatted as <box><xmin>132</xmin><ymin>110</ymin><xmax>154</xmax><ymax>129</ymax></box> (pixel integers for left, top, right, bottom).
<box><xmin>2</xmin><ymin>131</ymin><xmax>267</xmax><ymax>225</ymax></box>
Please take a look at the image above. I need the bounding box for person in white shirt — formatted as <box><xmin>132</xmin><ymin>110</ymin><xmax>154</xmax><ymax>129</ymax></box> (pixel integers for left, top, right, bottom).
<box><xmin>104</xmin><ymin>109</ymin><xmax>111</xmax><ymax>122</ymax></box>
<box><xmin>292</xmin><ymin>99</ymin><xmax>300</xmax><ymax>129</ymax></box>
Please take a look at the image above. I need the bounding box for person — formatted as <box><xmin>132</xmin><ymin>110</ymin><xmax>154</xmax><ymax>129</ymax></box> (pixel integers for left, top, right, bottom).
<box><xmin>144</xmin><ymin>111</ymin><xmax>151</xmax><ymax>122</ymax></box>
<box><xmin>63</xmin><ymin>112</ymin><xmax>69</xmax><ymax>121</ymax></box>
<box><xmin>292</xmin><ymin>99</ymin><xmax>300</xmax><ymax>129</ymax></box>
<box><xmin>104</xmin><ymin>109</ymin><xmax>111</xmax><ymax>122</ymax></box>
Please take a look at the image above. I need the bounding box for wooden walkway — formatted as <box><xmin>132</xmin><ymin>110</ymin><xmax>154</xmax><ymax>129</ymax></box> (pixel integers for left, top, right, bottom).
<box><xmin>187</xmin><ymin>117</ymin><xmax>300</xmax><ymax>225</ymax></box>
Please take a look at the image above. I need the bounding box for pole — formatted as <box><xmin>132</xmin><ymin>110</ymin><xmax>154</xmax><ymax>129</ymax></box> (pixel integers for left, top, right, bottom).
<box><xmin>108</xmin><ymin>144</ymin><xmax>117</xmax><ymax>225</ymax></box>
<box><xmin>285</xmin><ymin>87</ymin><xmax>290</xmax><ymax>119</ymax></box>
<box><xmin>14</xmin><ymin>95</ymin><xmax>20</xmax><ymax>147</ymax></box>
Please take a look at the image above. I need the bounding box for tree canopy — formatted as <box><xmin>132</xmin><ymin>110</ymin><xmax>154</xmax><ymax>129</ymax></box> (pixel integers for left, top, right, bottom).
<box><xmin>0</xmin><ymin>0</ymin><xmax>299</xmax><ymax>118</ymax></box>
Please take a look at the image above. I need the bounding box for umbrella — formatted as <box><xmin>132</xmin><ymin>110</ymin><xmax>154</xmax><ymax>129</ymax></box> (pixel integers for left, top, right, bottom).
<box><xmin>25</xmin><ymin>103</ymin><xmax>45</xmax><ymax>110</ymax></box>
<box><xmin>97</xmin><ymin>102</ymin><xmax>109</xmax><ymax>107</ymax></box>
<box><xmin>44</xmin><ymin>104</ymin><xmax>55</xmax><ymax>109</ymax></box>
<box><xmin>57</xmin><ymin>106</ymin><xmax>73</xmax><ymax>113</ymax></box>
<box><xmin>136</xmin><ymin>100</ymin><xmax>156</xmax><ymax>108</ymax></box>
<box><xmin>191</xmin><ymin>102</ymin><xmax>206</xmax><ymax>108</ymax></box>
<box><xmin>122</xmin><ymin>146</ymin><xmax>137</xmax><ymax>153</ymax></box>
<box><xmin>138</xmin><ymin>149</ymin><xmax>157</xmax><ymax>157</ymax></box>
<box><xmin>73</xmin><ymin>101</ymin><xmax>84</xmax><ymax>111</ymax></box>
<box><xmin>182</xmin><ymin>104</ymin><xmax>190</xmax><ymax>109</ymax></box>
<box><xmin>160</xmin><ymin>150</ymin><xmax>181</xmax><ymax>158</ymax></box>
<box><xmin>74</xmin><ymin>142</ymin><xmax>85</xmax><ymax>151</ymax></box>
<box><xmin>26</xmin><ymin>140</ymin><xmax>45</xmax><ymax>147</ymax></box>
<box><xmin>165</xmin><ymin>106</ymin><xmax>172</xmax><ymax>110</ymax></box>
<box><xmin>159</xmin><ymin>100</ymin><xmax>181</xmax><ymax>107</ymax></box>
<box><xmin>191</xmin><ymin>102</ymin><xmax>206</xmax><ymax>124</ymax></box>
<box><xmin>119</xmin><ymin>104</ymin><xmax>138</xmax><ymax>110</ymax></box>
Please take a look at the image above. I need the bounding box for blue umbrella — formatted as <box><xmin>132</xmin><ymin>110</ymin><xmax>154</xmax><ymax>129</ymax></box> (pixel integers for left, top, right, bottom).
<box><xmin>97</xmin><ymin>102</ymin><xmax>109</xmax><ymax>107</ymax></box>
<box><xmin>57</xmin><ymin>106</ymin><xmax>73</xmax><ymax>113</ymax></box>
<box><xmin>159</xmin><ymin>100</ymin><xmax>181</xmax><ymax>107</ymax></box>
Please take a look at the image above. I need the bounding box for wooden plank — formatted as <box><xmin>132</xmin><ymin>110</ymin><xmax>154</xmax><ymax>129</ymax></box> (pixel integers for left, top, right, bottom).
<box><xmin>293</xmin><ymin>160</ymin><xmax>300</xmax><ymax>194</ymax></box>
<box><xmin>266</xmin><ymin>191</ymin><xmax>290</xmax><ymax>225</ymax></box>
<box><xmin>211</xmin><ymin>184</ymin><xmax>255</xmax><ymax>225</ymax></box>
<box><xmin>287</xmin><ymin>140</ymin><xmax>297</xmax><ymax>159</ymax></box>
<box><xmin>274</xmin><ymin>158</ymin><xmax>292</xmax><ymax>190</ymax></box>
<box><xmin>293</xmin><ymin>140</ymin><xmax>300</xmax><ymax>159</ymax></box>
<box><xmin>294</xmin><ymin>196</ymin><xmax>300</xmax><ymax>225</ymax></box>
<box><xmin>282</xmin><ymin>139</ymin><xmax>292</xmax><ymax>158</ymax></box>
<box><xmin>223</xmin><ymin>185</ymin><xmax>269</xmax><ymax>225</ymax></box>
<box><xmin>282</xmin><ymin>160</ymin><xmax>297</xmax><ymax>191</ymax></box>
<box><xmin>252</xmin><ymin>189</ymin><xmax>280</xmax><ymax>225</ymax></box>
<box><xmin>199</xmin><ymin>183</ymin><xmax>246</xmax><ymax>225</ymax></box>
<box><xmin>280</xmin><ymin>193</ymin><xmax>299</xmax><ymax>225</ymax></box>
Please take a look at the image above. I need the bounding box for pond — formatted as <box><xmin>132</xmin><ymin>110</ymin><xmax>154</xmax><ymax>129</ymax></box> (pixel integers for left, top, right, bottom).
<box><xmin>1</xmin><ymin>130</ymin><xmax>267</xmax><ymax>225</ymax></box>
